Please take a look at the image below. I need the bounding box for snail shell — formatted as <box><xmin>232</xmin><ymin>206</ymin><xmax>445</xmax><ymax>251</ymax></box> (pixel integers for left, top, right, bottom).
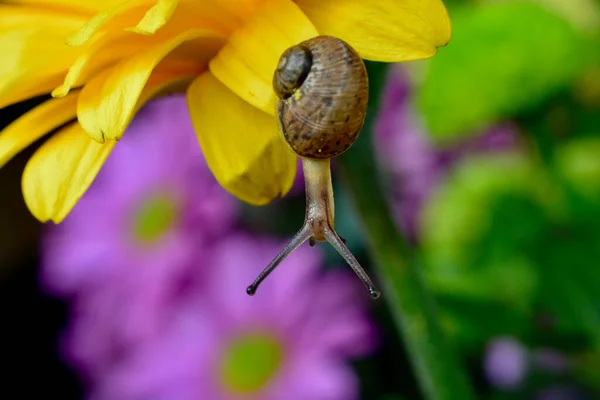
<box><xmin>273</xmin><ymin>36</ymin><xmax>368</xmax><ymax>160</ymax></box>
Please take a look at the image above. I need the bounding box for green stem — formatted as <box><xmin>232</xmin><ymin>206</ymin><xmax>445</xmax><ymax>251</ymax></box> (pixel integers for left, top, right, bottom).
<box><xmin>338</xmin><ymin>62</ymin><xmax>476</xmax><ymax>400</ymax></box>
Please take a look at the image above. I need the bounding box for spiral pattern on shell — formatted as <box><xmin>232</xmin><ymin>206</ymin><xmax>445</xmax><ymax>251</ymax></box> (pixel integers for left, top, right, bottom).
<box><xmin>273</xmin><ymin>36</ymin><xmax>369</xmax><ymax>160</ymax></box>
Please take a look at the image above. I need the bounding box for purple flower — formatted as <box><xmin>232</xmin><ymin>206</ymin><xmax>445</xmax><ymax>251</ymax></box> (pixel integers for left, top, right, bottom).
<box><xmin>374</xmin><ymin>67</ymin><xmax>518</xmax><ymax>240</ymax></box>
<box><xmin>84</xmin><ymin>234</ymin><xmax>378</xmax><ymax>400</ymax></box>
<box><xmin>41</xmin><ymin>95</ymin><xmax>237</xmax><ymax>298</ymax></box>
<box><xmin>484</xmin><ymin>336</ymin><xmax>529</xmax><ymax>390</ymax></box>
<box><xmin>374</xmin><ymin>67</ymin><xmax>441</xmax><ymax>240</ymax></box>
<box><xmin>41</xmin><ymin>95</ymin><xmax>237</xmax><ymax>379</ymax></box>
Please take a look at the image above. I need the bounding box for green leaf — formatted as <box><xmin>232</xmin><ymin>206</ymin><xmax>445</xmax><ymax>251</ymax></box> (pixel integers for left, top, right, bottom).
<box><xmin>420</xmin><ymin>148</ymin><xmax>600</xmax><ymax>346</ymax></box>
<box><xmin>420</xmin><ymin>152</ymin><xmax>553</xmax><ymax>275</ymax></box>
<box><xmin>419</xmin><ymin>153</ymin><xmax>552</xmax><ymax>342</ymax></box>
<box><xmin>555</xmin><ymin>137</ymin><xmax>600</xmax><ymax>200</ymax></box>
<box><xmin>417</xmin><ymin>2</ymin><xmax>593</xmax><ymax>142</ymax></box>
<box><xmin>436</xmin><ymin>295</ymin><xmax>531</xmax><ymax>351</ymax></box>
<box><xmin>534</xmin><ymin>220</ymin><xmax>600</xmax><ymax>341</ymax></box>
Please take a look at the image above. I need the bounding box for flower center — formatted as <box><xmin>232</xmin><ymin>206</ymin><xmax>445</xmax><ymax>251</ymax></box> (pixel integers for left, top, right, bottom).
<box><xmin>132</xmin><ymin>194</ymin><xmax>179</xmax><ymax>243</ymax></box>
<box><xmin>220</xmin><ymin>333</ymin><xmax>283</xmax><ymax>394</ymax></box>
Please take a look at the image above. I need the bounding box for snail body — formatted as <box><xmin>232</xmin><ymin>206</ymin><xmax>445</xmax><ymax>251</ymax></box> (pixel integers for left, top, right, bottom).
<box><xmin>274</xmin><ymin>36</ymin><xmax>369</xmax><ymax>159</ymax></box>
<box><xmin>246</xmin><ymin>36</ymin><xmax>380</xmax><ymax>299</ymax></box>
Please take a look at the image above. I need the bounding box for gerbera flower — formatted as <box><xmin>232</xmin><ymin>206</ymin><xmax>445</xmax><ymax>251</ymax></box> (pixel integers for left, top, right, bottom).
<box><xmin>0</xmin><ymin>0</ymin><xmax>451</xmax><ymax>223</ymax></box>
<box><xmin>74</xmin><ymin>234</ymin><xmax>377</xmax><ymax>399</ymax></box>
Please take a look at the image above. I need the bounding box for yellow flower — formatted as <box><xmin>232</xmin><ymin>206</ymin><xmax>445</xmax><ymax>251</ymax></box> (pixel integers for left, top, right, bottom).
<box><xmin>0</xmin><ymin>0</ymin><xmax>451</xmax><ymax>223</ymax></box>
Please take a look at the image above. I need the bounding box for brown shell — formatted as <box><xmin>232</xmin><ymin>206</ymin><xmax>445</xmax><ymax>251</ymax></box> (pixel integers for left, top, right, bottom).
<box><xmin>273</xmin><ymin>36</ymin><xmax>368</xmax><ymax>160</ymax></box>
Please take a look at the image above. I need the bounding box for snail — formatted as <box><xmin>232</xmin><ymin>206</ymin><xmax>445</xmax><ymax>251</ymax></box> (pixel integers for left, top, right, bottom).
<box><xmin>246</xmin><ymin>36</ymin><xmax>380</xmax><ymax>299</ymax></box>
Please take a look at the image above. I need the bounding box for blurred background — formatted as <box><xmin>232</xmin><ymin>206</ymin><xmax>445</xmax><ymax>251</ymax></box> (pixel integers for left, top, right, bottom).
<box><xmin>1</xmin><ymin>0</ymin><xmax>600</xmax><ymax>398</ymax></box>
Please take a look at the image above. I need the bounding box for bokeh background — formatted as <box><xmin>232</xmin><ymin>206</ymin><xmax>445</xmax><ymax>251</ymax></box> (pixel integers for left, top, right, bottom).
<box><xmin>1</xmin><ymin>0</ymin><xmax>600</xmax><ymax>398</ymax></box>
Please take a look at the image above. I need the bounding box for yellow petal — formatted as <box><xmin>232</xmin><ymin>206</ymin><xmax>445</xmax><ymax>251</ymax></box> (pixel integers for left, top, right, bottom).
<box><xmin>191</xmin><ymin>0</ymin><xmax>262</xmax><ymax>22</ymax></box>
<box><xmin>163</xmin><ymin>0</ymin><xmax>256</xmax><ymax>35</ymax></box>
<box><xmin>66</xmin><ymin>0</ymin><xmax>159</xmax><ymax>46</ymax></box>
<box><xmin>209</xmin><ymin>0</ymin><xmax>318</xmax><ymax>115</ymax></box>
<box><xmin>128</xmin><ymin>0</ymin><xmax>179</xmax><ymax>34</ymax></box>
<box><xmin>77</xmin><ymin>70</ymin><xmax>195</xmax><ymax>143</ymax></box>
<box><xmin>0</xmin><ymin>7</ymin><xmax>84</xmax><ymax>107</ymax></box>
<box><xmin>76</xmin><ymin>29</ymin><xmax>224</xmax><ymax>142</ymax></box>
<box><xmin>53</xmin><ymin>6</ymin><xmax>225</xmax><ymax>98</ymax></box>
<box><xmin>187</xmin><ymin>72</ymin><xmax>297</xmax><ymax>205</ymax></box>
<box><xmin>52</xmin><ymin>31</ymin><xmax>125</xmax><ymax>98</ymax></box>
<box><xmin>0</xmin><ymin>93</ymin><xmax>78</xmax><ymax>168</ymax></box>
<box><xmin>0</xmin><ymin>73</ymin><xmax>68</xmax><ymax>110</ymax></box>
<box><xmin>53</xmin><ymin>33</ymin><xmax>168</xmax><ymax>97</ymax></box>
<box><xmin>296</xmin><ymin>0</ymin><xmax>452</xmax><ymax>61</ymax></box>
<box><xmin>22</xmin><ymin>123</ymin><xmax>116</xmax><ymax>223</ymax></box>
<box><xmin>66</xmin><ymin>0</ymin><xmax>239</xmax><ymax>46</ymax></box>
<box><xmin>2</xmin><ymin>0</ymin><xmax>126</xmax><ymax>13</ymax></box>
